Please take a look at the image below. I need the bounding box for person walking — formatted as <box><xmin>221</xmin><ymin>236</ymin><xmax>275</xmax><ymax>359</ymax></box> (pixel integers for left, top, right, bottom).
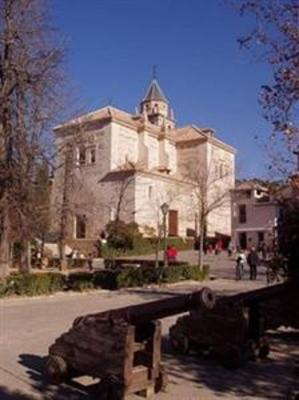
<box><xmin>247</xmin><ymin>247</ymin><xmax>259</xmax><ymax>280</ymax></box>
<box><xmin>235</xmin><ymin>247</ymin><xmax>246</xmax><ymax>280</ymax></box>
<box><xmin>87</xmin><ymin>252</ymin><xmax>93</xmax><ymax>271</ymax></box>
<box><xmin>227</xmin><ymin>241</ymin><xmax>233</xmax><ymax>258</ymax></box>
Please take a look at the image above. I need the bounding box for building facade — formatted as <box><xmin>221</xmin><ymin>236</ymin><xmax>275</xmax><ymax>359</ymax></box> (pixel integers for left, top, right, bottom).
<box><xmin>231</xmin><ymin>182</ymin><xmax>279</xmax><ymax>250</ymax></box>
<box><xmin>51</xmin><ymin>78</ymin><xmax>235</xmax><ymax>248</ymax></box>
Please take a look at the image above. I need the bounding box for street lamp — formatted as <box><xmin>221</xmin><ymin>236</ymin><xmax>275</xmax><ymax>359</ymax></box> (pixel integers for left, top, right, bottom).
<box><xmin>161</xmin><ymin>202</ymin><xmax>169</xmax><ymax>268</ymax></box>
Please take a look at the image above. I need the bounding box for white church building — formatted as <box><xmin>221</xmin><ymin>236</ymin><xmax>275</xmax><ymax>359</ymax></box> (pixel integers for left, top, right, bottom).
<box><xmin>52</xmin><ymin>77</ymin><xmax>236</xmax><ymax>248</ymax></box>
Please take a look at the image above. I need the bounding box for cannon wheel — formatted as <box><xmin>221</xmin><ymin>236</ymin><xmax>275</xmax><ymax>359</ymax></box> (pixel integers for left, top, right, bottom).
<box><xmin>247</xmin><ymin>340</ymin><xmax>260</xmax><ymax>361</ymax></box>
<box><xmin>247</xmin><ymin>338</ymin><xmax>270</xmax><ymax>361</ymax></box>
<box><xmin>44</xmin><ymin>355</ymin><xmax>68</xmax><ymax>384</ymax></box>
<box><xmin>258</xmin><ymin>338</ymin><xmax>270</xmax><ymax>360</ymax></box>
<box><xmin>169</xmin><ymin>334</ymin><xmax>190</xmax><ymax>355</ymax></box>
<box><xmin>155</xmin><ymin>365</ymin><xmax>168</xmax><ymax>393</ymax></box>
<box><xmin>218</xmin><ymin>345</ymin><xmax>247</xmax><ymax>369</ymax></box>
<box><xmin>96</xmin><ymin>375</ymin><xmax>124</xmax><ymax>400</ymax></box>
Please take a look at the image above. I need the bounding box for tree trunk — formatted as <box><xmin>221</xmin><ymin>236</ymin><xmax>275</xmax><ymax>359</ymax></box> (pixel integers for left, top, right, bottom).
<box><xmin>40</xmin><ymin>233</ymin><xmax>45</xmax><ymax>258</ymax></box>
<box><xmin>0</xmin><ymin>211</ymin><xmax>11</xmax><ymax>278</ymax></box>
<box><xmin>58</xmin><ymin>240</ymin><xmax>67</xmax><ymax>271</ymax></box>
<box><xmin>26</xmin><ymin>241</ymin><xmax>32</xmax><ymax>273</ymax></box>
<box><xmin>155</xmin><ymin>235</ymin><xmax>160</xmax><ymax>270</ymax></box>
<box><xmin>198</xmin><ymin>217</ymin><xmax>205</xmax><ymax>271</ymax></box>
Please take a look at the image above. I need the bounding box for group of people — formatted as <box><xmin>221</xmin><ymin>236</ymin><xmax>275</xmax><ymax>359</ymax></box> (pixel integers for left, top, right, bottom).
<box><xmin>200</xmin><ymin>239</ymin><xmax>224</xmax><ymax>255</ymax></box>
<box><xmin>235</xmin><ymin>246</ymin><xmax>260</xmax><ymax>281</ymax></box>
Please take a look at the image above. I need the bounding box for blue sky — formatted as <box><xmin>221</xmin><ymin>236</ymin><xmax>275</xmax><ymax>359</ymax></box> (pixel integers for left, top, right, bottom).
<box><xmin>52</xmin><ymin>0</ymin><xmax>273</xmax><ymax>178</ymax></box>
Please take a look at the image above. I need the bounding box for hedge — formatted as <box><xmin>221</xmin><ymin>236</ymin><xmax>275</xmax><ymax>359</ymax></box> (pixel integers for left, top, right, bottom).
<box><xmin>101</xmin><ymin>264</ymin><xmax>210</xmax><ymax>289</ymax></box>
<box><xmin>4</xmin><ymin>273</ymin><xmax>65</xmax><ymax>296</ymax></box>
<box><xmin>0</xmin><ymin>264</ymin><xmax>209</xmax><ymax>297</ymax></box>
<box><xmin>67</xmin><ymin>272</ymin><xmax>94</xmax><ymax>291</ymax></box>
<box><xmin>102</xmin><ymin>237</ymin><xmax>194</xmax><ymax>258</ymax></box>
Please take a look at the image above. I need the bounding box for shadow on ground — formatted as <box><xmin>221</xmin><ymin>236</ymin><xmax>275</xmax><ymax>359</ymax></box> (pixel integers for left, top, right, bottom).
<box><xmin>11</xmin><ymin>329</ymin><xmax>299</xmax><ymax>400</ymax></box>
<box><xmin>17</xmin><ymin>354</ymin><xmax>90</xmax><ymax>399</ymax></box>
<box><xmin>161</xmin><ymin>330</ymin><xmax>299</xmax><ymax>399</ymax></box>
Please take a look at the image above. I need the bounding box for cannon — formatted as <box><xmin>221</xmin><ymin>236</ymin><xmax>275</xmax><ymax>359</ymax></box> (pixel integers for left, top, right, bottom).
<box><xmin>169</xmin><ymin>282</ymin><xmax>299</xmax><ymax>369</ymax></box>
<box><xmin>45</xmin><ymin>287</ymin><xmax>216</xmax><ymax>399</ymax></box>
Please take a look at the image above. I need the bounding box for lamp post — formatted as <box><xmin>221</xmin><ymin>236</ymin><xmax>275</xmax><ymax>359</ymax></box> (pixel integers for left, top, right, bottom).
<box><xmin>161</xmin><ymin>202</ymin><xmax>169</xmax><ymax>268</ymax></box>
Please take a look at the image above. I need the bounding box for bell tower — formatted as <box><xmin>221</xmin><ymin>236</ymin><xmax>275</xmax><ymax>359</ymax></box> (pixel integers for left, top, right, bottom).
<box><xmin>140</xmin><ymin>71</ymin><xmax>175</xmax><ymax>130</ymax></box>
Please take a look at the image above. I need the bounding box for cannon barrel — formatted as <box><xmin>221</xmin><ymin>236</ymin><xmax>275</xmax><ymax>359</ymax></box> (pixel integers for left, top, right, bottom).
<box><xmin>74</xmin><ymin>287</ymin><xmax>216</xmax><ymax>327</ymax></box>
<box><xmin>220</xmin><ymin>282</ymin><xmax>289</xmax><ymax>307</ymax></box>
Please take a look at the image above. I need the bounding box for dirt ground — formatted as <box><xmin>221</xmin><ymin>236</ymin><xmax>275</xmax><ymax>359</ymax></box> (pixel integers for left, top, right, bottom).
<box><xmin>0</xmin><ymin>275</ymin><xmax>298</xmax><ymax>400</ymax></box>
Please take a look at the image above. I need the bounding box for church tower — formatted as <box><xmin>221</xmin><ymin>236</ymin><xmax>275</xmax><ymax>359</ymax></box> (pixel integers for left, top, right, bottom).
<box><xmin>140</xmin><ymin>77</ymin><xmax>176</xmax><ymax>131</ymax></box>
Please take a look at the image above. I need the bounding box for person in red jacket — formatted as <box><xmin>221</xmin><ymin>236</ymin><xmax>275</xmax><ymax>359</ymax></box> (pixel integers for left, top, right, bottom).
<box><xmin>166</xmin><ymin>245</ymin><xmax>178</xmax><ymax>263</ymax></box>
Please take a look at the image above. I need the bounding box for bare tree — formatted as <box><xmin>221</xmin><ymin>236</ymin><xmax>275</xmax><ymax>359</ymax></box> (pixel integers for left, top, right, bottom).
<box><xmin>0</xmin><ymin>0</ymin><xmax>65</xmax><ymax>276</ymax></box>
<box><xmin>52</xmin><ymin>133</ymin><xmax>103</xmax><ymax>267</ymax></box>
<box><xmin>33</xmin><ymin>161</ymin><xmax>51</xmax><ymax>257</ymax></box>
<box><xmin>230</xmin><ymin>0</ymin><xmax>299</xmax><ymax>175</ymax></box>
<box><xmin>99</xmin><ymin>167</ymin><xmax>136</xmax><ymax>224</ymax></box>
<box><xmin>183</xmin><ymin>154</ymin><xmax>234</xmax><ymax>269</ymax></box>
<box><xmin>146</xmin><ymin>183</ymin><xmax>181</xmax><ymax>273</ymax></box>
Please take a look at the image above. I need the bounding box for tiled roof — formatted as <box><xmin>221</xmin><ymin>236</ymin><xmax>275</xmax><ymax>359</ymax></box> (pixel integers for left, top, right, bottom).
<box><xmin>235</xmin><ymin>181</ymin><xmax>268</xmax><ymax>191</ymax></box>
<box><xmin>54</xmin><ymin>106</ymin><xmax>140</xmax><ymax>131</ymax></box>
<box><xmin>174</xmin><ymin>125</ymin><xmax>210</xmax><ymax>142</ymax></box>
<box><xmin>142</xmin><ymin>79</ymin><xmax>168</xmax><ymax>103</ymax></box>
<box><xmin>174</xmin><ymin>124</ymin><xmax>236</xmax><ymax>153</ymax></box>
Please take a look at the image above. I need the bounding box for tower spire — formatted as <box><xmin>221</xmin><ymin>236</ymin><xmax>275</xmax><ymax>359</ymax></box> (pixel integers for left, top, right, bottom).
<box><xmin>152</xmin><ymin>64</ymin><xmax>157</xmax><ymax>80</ymax></box>
<box><xmin>139</xmin><ymin>73</ymin><xmax>176</xmax><ymax>130</ymax></box>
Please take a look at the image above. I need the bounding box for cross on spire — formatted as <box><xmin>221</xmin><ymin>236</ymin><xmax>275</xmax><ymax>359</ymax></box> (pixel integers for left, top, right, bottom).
<box><xmin>152</xmin><ymin>64</ymin><xmax>157</xmax><ymax>80</ymax></box>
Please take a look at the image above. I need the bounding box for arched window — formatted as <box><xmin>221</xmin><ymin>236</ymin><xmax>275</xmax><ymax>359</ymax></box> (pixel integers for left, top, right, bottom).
<box><xmin>75</xmin><ymin>215</ymin><xmax>86</xmax><ymax>238</ymax></box>
<box><xmin>76</xmin><ymin>145</ymin><xmax>86</xmax><ymax>165</ymax></box>
<box><xmin>88</xmin><ymin>146</ymin><xmax>96</xmax><ymax>164</ymax></box>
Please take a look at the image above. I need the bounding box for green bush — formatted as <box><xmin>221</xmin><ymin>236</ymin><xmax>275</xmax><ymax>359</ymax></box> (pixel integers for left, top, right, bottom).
<box><xmin>93</xmin><ymin>271</ymin><xmax>118</xmax><ymax>290</ymax></box>
<box><xmin>115</xmin><ymin>268</ymin><xmax>143</xmax><ymax>288</ymax></box>
<box><xmin>67</xmin><ymin>272</ymin><xmax>94</xmax><ymax>291</ymax></box>
<box><xmin>0</xmin><ymin>262</ymin><xmax>209</xmax><ymax>298</ymax></box>
<box><xmin>0</xmin><ymin>281</ymin><xmax>7</xmax><ymax>298</ymax></box>
<box><xmin>70</xmin><ymin>280</ymin><xmax>94</xmax><ymax>292</ymax></box>
<box><xmin>95</xmin><ymin>263</ymin><xmax>210</xmax><ymax>290</ymax></box>
<box><xmin>163</xmin><ymin>264</ymin><xmax>209</xmax><ymax>283</ymax></box>
<box><xmin>106</xmin><ymin>220</ymin><xmax>142</xmax><ymax>250</ymax></box>
<box><xmin>102</xmin><ymin>236</ymin><xmax>194</xmax><ymax>258</ymax></box>
<box><xmin>162</xmin><ymin>266</ymin><xmax>184</xmax><ymax>283</ymax></box>
<box><xmin>6</xmin><ymin>273</ymin><xmax>65</xmax><ymax>296</ymax></box>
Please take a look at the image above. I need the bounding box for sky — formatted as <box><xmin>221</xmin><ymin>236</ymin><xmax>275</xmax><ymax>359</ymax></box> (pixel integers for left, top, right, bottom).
<box><xmin>52</xmin><ymin>0</ymin><xmax>274</xmax><ymax>178</ymax></box>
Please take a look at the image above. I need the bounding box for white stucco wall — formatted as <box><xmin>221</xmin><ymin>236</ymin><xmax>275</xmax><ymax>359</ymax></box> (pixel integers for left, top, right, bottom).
<box><xmin>110</xmin><ymin>122</ymin><xmax>139</xmax><ymax>169</ymax></box>
<box><xmin>205</xmin><ymin>142</ymin><xmax>235</xmax><ymax>236</ymax></box>
<box><xmin>165</xmin><ymin>140</ymin><xmax>177</xmax><ymax>173</ymax></box>
<box><xmin>177</xmin><ymin>141</ymin><xmax>207</xmax><ymax>178</ymax></box>
<box><xmin>134</xmin><ymin>173</ymin><xmax>195</xmax><ymax>237</ymax></box>
<box><xmin>146</xmin><ymin>134</ymin><xmax>159</xmax><ymax>169</ymax></box>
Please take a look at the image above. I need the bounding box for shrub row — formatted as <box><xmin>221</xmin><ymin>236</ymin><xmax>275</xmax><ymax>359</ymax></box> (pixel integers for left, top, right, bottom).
<box><xmin>0</xmin><ymin>264</ymin><xmax>209</xmax><ymax>297</ymax></box>
<box><xmin>101</xmin><ymin>237</ymin><xmax>194</xmax><ymax>258</ymax></box>
<box><xmin>4</xmin><ymin>273</ymin><xmax>65</xmax><ymax>296</ymax></box>
<box><xmin>68</xmin><ymin>264</ymin><xmax>210</xmax><ymax>291</ymax></box>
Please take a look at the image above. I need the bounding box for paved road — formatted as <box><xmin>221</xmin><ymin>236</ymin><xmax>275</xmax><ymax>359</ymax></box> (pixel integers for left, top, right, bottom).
<box><xmin>0</xmin><ymin>278</ymin><xmax>298</xmax><ymax>399</ymax></box>
<box><xmin>126</xmin><ymin>250</ymin><xmax>268</xmax><ymax>281</ymax></box>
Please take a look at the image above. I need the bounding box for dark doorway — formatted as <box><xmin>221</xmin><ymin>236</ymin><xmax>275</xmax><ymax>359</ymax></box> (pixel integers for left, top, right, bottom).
<box><xmin>258</xmin><ymin>231</ymin><xmax>265</xmax><ymax>243</ymax></box>
<box><xmin>239</xmin><ymin>232</ymin><xmax>247</xmax><ymax>250</ymax></box>
<box><xmin>168</xmin><ymin>210</ymin><xmax>178</xmax><ymax>236</ymax></box>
